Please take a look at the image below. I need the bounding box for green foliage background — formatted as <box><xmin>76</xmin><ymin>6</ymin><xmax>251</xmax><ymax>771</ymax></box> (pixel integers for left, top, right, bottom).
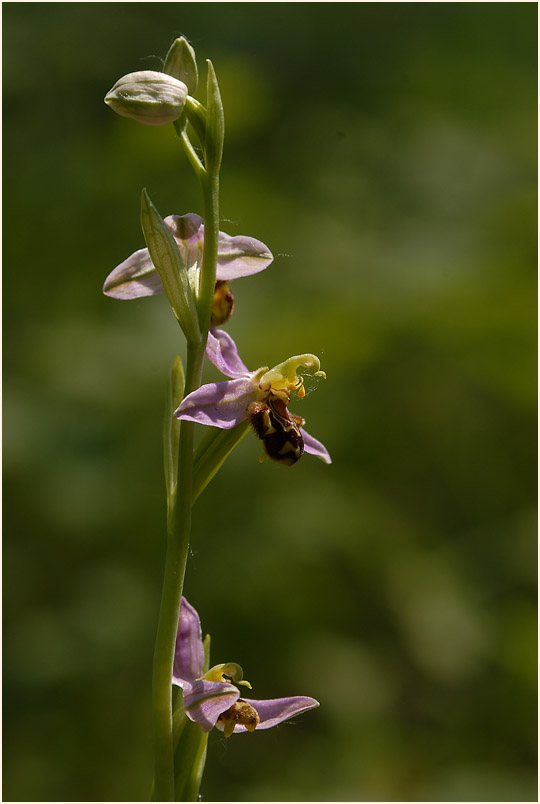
<box><xmin>3</xmin><ymin>3</ymin><xmax>537</xmax><ymax>801</ymax></box>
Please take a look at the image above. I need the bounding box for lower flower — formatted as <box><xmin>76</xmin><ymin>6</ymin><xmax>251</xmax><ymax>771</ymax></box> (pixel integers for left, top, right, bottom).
<box><xmin>173</xmin><ymin>598</ymin><xmax>319</xmax><ymax>736</ymax></box>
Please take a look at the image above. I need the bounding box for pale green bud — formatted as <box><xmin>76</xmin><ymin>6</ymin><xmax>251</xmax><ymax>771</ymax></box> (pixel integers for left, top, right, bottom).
<box><xmin>104</xmin><ymin>70</ymin><xmax>188</xmax><ymax>126</ymax></box>
<box><xmin>163</xmin><ymin>37</ymin><xmax>198</xmax><ymax>94</ymax></box>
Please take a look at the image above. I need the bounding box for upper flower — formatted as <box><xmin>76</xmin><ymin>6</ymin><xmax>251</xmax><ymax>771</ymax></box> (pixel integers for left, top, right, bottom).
<box><xmin>175</xmin><ymin>328</ymin><xmax>331</xmax><ymax>465</ymax></box>
<box><xmin>173</xmin><ymin>597</ymin><xmax>319</xmax><ymax>736</ymax></box>
<box><xmin>103</xmin><ymin>213</ymin><xmax>273</xmax><ymax>307</ymax></box>
<box><xmin>104</xmin><ymin>70</ymin><xmax>188</xmax><ymax>127</ymax></box>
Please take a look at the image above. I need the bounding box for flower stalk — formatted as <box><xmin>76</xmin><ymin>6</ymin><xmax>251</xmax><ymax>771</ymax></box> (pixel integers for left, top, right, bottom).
<box><xmin>103</xmin><ymin>37</ymin><xmax>327</xmax><ymax>803</ymax></box>
<box><xmin>152</xmin><ymin>343</ymin><xmax>203</xmax><ymax>800</ymax></box>
<box><xmin>151</xmin><ymin>59</ymin><xmax>224</xmax><ymax>801</ymax></box>
<box><xmin>197</xmin><ymin>62</ymin><xmax>223</xmax><ymax>334</ymax></box>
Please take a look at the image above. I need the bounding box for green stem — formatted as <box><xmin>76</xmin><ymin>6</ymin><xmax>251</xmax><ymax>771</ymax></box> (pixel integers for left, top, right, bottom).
<box><xmin>175</xmin><ymin>124</ymin><xmax>206</xmax><ymax>180</ymax></box>
<box><xmin>182</xmin><ymin>730</ymin><xmax>209</xmax><ymax>802</ymax></box>
<box><xmin>152</xmin><ymin>152</ymin><xmax>220</xmax><ymax>803</ymax></box>
<box><xmin>184</xmin><ymin>96</ymin><xmax>208</xmax><ymax>147</ymax></box>
<box><xmin>151</xmin><ymin>343</ymin><xmax>204</xmax><ymax>801</ymax></box>
<box><xmin>173</xmin><ymin>720</ymin><xmax>209</xmax><ymax>802</ymax></box>
<box><xmin>198</xmin><ymin>172</ymin><xmax>220</xmax><ymax>335</ymax></box>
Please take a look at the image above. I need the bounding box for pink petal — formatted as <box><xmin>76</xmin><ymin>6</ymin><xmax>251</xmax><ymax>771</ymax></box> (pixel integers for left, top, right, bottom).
<box><xmin>175</xmin><ymin>378</ymin><xmax>257</xmax><ymax>428</ymax></box>
<box><xmin>182</xmin><ymin>679</ymin><xmax>240</xmax><ymax>732</ymax></box>
<box><xmin>172</xmin><ymin>598</ymin><xmax>205</xmax><ymax>687</ymax></box>
<box><xmin>206</xmin><ymin>328</ymin><xmax>250</xmax><ymax>378</ymax></box>
<box><xmin>103</xmin><ymin>248</ymin><xmax>164</xmax><ymax>299</ymax></box>
<box><xmin>301</xmin><ymin>428</ymin><xmax>332</xmax><ymax>464</ymax></box>
<box><xmin>215</xmin><ymin>231</ymin><xmax>274</xmax><ymax>280</ymax></box>
<box><xmin>230</xmin><ymin>696</ymin><xmax>320</xmax><ymax>733</ymax></box>
<box><xmin>164</xmin><ymin>215</ymin><xmax>273</xmax><ymax>279</ymax></box>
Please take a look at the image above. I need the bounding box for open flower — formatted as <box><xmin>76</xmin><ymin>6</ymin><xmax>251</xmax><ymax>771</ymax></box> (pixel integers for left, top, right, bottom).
<box><xmin>173</xmin><ymin>597</ymin><xmax>319</xmax><ymax>737</ymax></box>
<box><xmin>103</xmin><ymin>213</ymin><xmax>273</xmax><ymax>325</ymax></box>
<box><xmin>176</xmin><ymin>328</ymin><xmax>331</xmax><ymax>465</ymax></box>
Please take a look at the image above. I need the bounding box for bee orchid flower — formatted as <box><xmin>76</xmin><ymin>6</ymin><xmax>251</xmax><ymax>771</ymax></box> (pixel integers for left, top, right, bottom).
<box><xmin>176</xmin><ymin>328</ymin><xmax>331</xmax><ymax>465</ymax></box>
<box><xmin>173</xmin><ymin>598</ymin><xmax>319</xmax><ymax>737</ymax></box>
<box><xmin>103</xmin><ymin>213</ymin><xmax>273</xmax><ymax>325</ymax></box>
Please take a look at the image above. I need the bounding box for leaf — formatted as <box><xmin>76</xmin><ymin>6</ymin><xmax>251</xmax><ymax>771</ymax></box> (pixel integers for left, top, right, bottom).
<box><xmin>163</xmin><ymin>354</ymin><xmax>185</xmax><ymax>509</ymax></box>
<box><xmin>140</xmin><ymin>189</ymin><xmax>201</xmax><ymax>343</ymax></box>
<box><xmin>192</xmin><ymin>421</ymin><xmax>251</xmax><ymax>502</ymax></box>
<box><xmin>204</xmin><ymin>60</ymin><xmax>224</xmax><ymax>176</ymax></box>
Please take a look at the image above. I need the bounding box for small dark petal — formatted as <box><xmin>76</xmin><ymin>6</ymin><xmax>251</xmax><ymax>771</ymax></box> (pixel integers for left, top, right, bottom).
<box><xmin>211</xmin><ymin>281</ymin><xmax>234</xmax><ymax>326</ymax></box>
<box><xmin>247</xmin><ymin>401</ymin><xmax>272</xmax><ymax>440</ymax></box>
<box><xmin>164</xmin><ymin>213</ymin><xmax>204</xmax><ymax>245</ymax></box>
<box><xmin>263</xmin><ymin>427</ymin><xmax>304</xmax><ymax>466</ymax></box>
<box><xmin>247</xmin><ymin>398</ymin><xmax>305</xmax><ymax>465</ymax></box>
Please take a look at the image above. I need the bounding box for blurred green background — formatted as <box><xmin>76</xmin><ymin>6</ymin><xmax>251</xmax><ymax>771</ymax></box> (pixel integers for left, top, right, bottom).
<box><xmin>3</xmin><ymin>3</ymin><xmax>537</xmax><ymax>801</ymax></box>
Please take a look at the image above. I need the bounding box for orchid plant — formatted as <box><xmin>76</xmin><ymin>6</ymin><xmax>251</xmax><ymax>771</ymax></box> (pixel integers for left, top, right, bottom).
<box><xmin>104</xmin><ymin>37</ymin><xmax>330</xmax><ymax>801</ymax></box>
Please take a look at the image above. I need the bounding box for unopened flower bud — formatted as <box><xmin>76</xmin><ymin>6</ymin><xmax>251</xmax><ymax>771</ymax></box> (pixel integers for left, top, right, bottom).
<box><xmin>163</xmin><ymin>37</ymin><xmax>198</xmax><ymax>94</ymax></box>
<box><xmin>104</xmin><ymin>70</ymin><xmax>188</xmax><ymax>126</ymax></box>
